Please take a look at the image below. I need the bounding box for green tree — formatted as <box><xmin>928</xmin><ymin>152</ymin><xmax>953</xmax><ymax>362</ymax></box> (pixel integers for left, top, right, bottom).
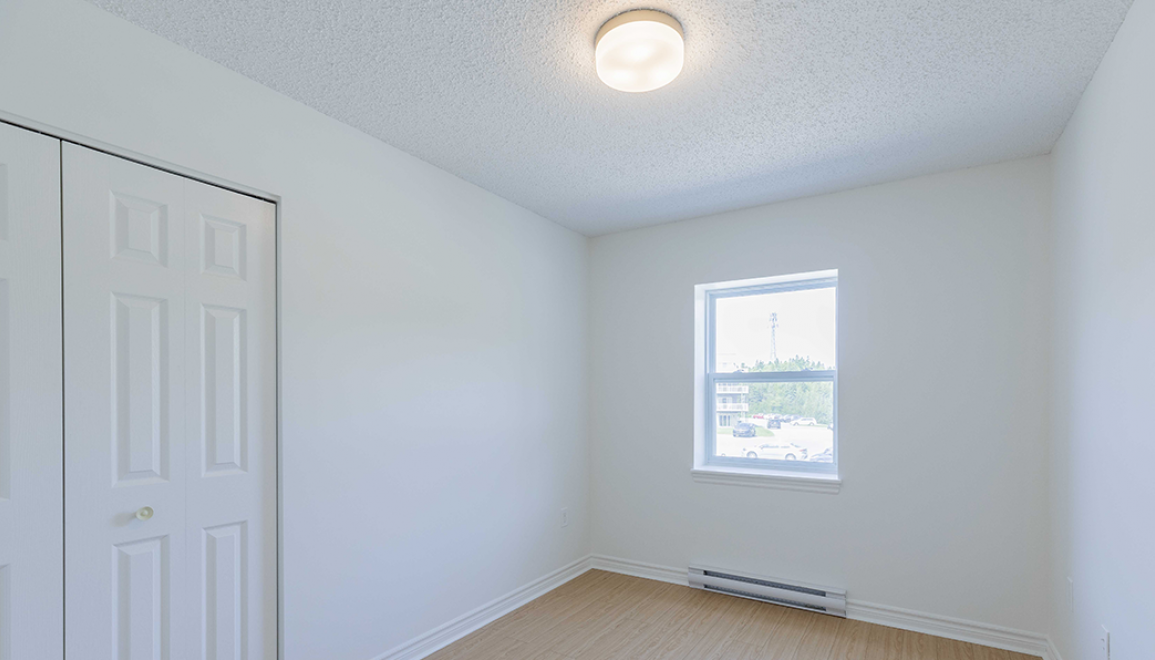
<box><xmin>739</xmin><ymin>356</ymin><xmax>833</xmax><ymax>425</ymax></box>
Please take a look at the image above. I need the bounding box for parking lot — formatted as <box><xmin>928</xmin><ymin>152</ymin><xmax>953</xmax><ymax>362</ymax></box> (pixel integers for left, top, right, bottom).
<box><xmin>715</xmin><ymin>422</ymin><xmax>833</xmax><ymax>460</ymax></box>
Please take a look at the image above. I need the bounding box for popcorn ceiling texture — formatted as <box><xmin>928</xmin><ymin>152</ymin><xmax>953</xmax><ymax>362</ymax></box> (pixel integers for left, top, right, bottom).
<box><xmin>86</xmin><ymin>0</ymin><xmax>1133</xmax><ymax>235</ymax></box>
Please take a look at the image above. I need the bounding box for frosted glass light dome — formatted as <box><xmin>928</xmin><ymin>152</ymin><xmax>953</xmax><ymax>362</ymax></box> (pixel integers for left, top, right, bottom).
<box><xmin>595</xmin><ymin>10</ymin><xmax>684</xmax><ymax>93</ymax></box>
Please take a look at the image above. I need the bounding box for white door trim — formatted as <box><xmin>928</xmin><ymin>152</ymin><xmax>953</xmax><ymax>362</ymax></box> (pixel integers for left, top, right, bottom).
<box><xmin>0</xmin><ymin>118</ymin><xmax>65</xmax><ymax>660</ymax></box>
<box><xmin>0</xmin><ymin>109</ymin><xmax>284</xmax><ymax>660</ymax></box>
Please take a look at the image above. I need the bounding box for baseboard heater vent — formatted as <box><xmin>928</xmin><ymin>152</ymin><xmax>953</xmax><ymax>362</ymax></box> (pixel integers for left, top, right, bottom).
<box><xmin>688</xmin><ymin>566</ymin><xmax>847</xmax><ymax>618</ymax></box>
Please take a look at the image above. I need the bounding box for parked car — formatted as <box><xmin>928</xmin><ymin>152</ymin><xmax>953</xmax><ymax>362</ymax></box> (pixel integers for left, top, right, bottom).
<box><xmin>731</xmin><ymin>422</ymin><xmax>758</xmax><ymax>438</ymax></box>
<box><xmin>742</xmin><ymin>442</ymin><xmax>808</xmax><ymax>461</ymax></box>
<box><xmin>809</xmin><ymin>447</ymin><xmax>834</xmax><ymax>463</ymax></box>
<box><xmin>765</xmin><ymin>419</ymin><xmax>781</xmax><ymax>429</ymax></box>
<box><xmin>791</xmin><ymin>417</ymin><xmax>818</xmax><ymax>426</ymax></box>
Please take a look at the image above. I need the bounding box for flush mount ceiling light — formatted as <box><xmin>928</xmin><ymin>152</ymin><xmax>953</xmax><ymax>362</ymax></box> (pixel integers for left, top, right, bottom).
<box><xmin>595</xmin><ymin>9</ymin><xmax>684</xmax><ymax>93</ymax></box>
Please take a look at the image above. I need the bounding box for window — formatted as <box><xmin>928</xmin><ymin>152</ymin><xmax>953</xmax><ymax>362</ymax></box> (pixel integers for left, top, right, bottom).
<box><xmin>693</xmin><ymin>271</ymin><xmax>839</xmax><ymax>491</ymax></box>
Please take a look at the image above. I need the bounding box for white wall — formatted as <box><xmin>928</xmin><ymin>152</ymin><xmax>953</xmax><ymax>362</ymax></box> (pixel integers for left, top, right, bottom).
<box><xmin>9</xmin><ymin>0</ymin><xmax>1150</xmax><ymax>655</ymax></box>
<box><xmin>1049</xmin><ymin>0</ymin><xmax>1155</xmax><ymax>657</ymax></box>
<box><xmin>0</xmin><ymin>1</ymin><xmax>589</xmax><ymax>658</ymax></box>
<box><xmin>589</xmin><ymin>157</ymin><xmax>1053</xmax><ymax>634</ymax></box>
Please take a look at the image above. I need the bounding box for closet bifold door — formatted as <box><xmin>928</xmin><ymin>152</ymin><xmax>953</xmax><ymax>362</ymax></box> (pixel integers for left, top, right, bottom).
<box><xmin>63</xmin><ymin>144</ymin><xmax>276</xmax><ymax>660</ymax></box>
<box><xmin>0</xmin><ymin>123</ymin><xmax>65</xmax><ymax>659</ymax></box>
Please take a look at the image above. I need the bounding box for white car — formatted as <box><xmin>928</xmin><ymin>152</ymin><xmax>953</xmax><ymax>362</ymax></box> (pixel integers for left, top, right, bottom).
<box><xmin>791</xmin><ymin>417</ymin><xmax>818</xmax><ymax>426</ymax></box>
<box><xmin>809</xmin><ymin>447</ymin><xmax>834</xmax><ymax>463</ymax></box>
<box><xmin>742</xmin><ymin>442</ymin><xmax>809</xmax><ymax>461</ymax></box>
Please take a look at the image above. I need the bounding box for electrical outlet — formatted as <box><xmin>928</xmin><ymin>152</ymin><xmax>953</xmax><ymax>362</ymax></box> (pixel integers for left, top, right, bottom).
<box><xmin>1067</xmin><ymin>577</ymin><xmax>1075</xmax><ymax>614</ymax></box>
<box><xmin>1099</xmin><ymin>625</ymin><xmax>1110</xmax><ymax>660</ymax></box>
<box><xmin>561</xmin><ymin>508</ymin><xmax>569</xmax><ymax>528</ymax></box>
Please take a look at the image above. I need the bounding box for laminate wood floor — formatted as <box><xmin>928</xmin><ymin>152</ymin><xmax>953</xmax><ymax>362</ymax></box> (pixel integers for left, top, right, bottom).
<box><xmin>427</xmin><ymin>571</ymin><xmax>1040</xmax><ymax>660</ymax></box>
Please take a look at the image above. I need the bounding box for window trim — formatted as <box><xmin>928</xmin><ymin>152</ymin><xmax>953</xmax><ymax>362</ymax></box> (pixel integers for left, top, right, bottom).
<box><xmin>694</xmin><ymin>270</ymin><xmax>839</xmax><ymax>490</ymax></box>
<box><xmin>689</xmin><ymin>466</ymin><xmax>842</xmax><ymax>493</ymax></box>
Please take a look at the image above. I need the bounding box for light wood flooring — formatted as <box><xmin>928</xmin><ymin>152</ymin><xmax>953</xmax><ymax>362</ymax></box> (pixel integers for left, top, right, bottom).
<box><xmin>426</xmin><ymin>570</ymin><xmax>1040</xmax><ymax>660</ymax></box>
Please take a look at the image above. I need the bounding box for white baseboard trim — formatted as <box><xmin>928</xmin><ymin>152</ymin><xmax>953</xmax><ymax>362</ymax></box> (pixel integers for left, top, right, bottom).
<box><xmin>845</xmin><ymin>600</ymin><xmax>1050</xmax><ymax>658</ymax></box>
<box><xmin>589</xmin><ymin>555</ymin><xmax>1052</xmax><ymax>659</ymax></box>
<box><xmin>371</xmin><ymin>554</ymin><xmax>1057</xmax><ymax>660</ymax></box>
<box><xmin>371</xmin><ymin>555</ymin><xmax>594</xmax><ymax>660</ymax></box>
<box><xmin>588</xmin><ymin>555</ymin><xmax>688</xmax><ymax>586</ymax></box>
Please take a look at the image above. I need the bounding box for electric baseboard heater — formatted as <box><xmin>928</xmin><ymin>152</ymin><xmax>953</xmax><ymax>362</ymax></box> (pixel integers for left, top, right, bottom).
<box><xmin>688</xmin><ymin>566</ymin><xmax>847</xmax><ymax>617</ymax></box>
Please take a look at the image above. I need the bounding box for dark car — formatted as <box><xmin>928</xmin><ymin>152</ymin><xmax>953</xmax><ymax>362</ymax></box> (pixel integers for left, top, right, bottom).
<box><xmin>731</xmin><ymin>422</ymin><xmax>758</xmax><ymax>438</ymax></box>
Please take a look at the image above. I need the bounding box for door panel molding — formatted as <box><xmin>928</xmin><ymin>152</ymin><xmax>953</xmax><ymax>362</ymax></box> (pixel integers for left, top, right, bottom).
<box><xmin>65</xmin><ymin>143</ymin><xmax>277</xmax><ymax>660</ymax></box>
<box><xmin>0</xmin><ymin>111</ymin><xmax>280</xmax><ymax>660</ymax></box>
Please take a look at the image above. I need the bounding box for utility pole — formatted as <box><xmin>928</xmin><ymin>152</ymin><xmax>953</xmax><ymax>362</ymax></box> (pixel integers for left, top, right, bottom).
<box><xmin>770</xmin><ymin>312</ymin><xmax>778</xmax><ymax>363</ymax></box>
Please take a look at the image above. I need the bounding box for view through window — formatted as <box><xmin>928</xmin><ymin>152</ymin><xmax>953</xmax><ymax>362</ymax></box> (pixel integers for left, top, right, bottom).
<box><xmin>706</xmin><ymin>274</ymin><xmax>837</xmax><ymax>473</ymax></box>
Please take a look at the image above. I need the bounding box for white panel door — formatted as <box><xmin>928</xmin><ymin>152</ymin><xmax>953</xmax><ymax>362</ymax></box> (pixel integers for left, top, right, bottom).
<box><xmin>182</xmin><ymin>176</ymin><xmax>276</xmax><ymax>660</ymax></box>
<box><xmin>0</xmin><ymin>122</ymin><xmax>64</xmax><ymax>659</ymax></box>
<box><xmin>64</xmin><ymin>144</ymin><xmax>276</xmax><ymax>660</ymax></box>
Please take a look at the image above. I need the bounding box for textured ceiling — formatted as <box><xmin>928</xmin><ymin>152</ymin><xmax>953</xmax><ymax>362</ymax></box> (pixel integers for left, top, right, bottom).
<box><xmin>87</xmin><ymin>0</ymin><xmax>1132</xmax><ymax>235</ymax></box>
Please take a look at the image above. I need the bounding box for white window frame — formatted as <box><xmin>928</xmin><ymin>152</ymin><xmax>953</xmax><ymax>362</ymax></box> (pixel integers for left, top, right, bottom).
<box><xmin>692</xmin><ymin>270</ymin><xmax>841</xmax><ymax>493</ymax></box>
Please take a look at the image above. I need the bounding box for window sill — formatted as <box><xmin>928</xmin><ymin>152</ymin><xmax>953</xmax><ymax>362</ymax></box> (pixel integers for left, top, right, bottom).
<box><xmin>690</xmin><ymin>467</ymin><xmax>841</xmax><ymax>494</ymax></box>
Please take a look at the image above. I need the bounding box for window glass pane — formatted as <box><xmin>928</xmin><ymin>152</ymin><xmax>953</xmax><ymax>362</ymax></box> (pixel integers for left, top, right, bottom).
<box><xmin>714</xmin><ymin>286</ymin><xmax>836</xmax><ymax>372</ymax></box>
<box><xmin>714</xmin><ymin>381</ymin><xmax>834</xmax><ymax>464</ymax></box>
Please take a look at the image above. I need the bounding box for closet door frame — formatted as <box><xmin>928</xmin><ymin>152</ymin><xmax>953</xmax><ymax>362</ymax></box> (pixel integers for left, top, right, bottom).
<box><xmin>0</xmin><ymin>111</ymin><xmax>283</xmax><ymax>660</ymax></box>
<box><xmin>0</xmin><ymin>116</ymin><xmax>64</xmax><ymax>660</ymax></box>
